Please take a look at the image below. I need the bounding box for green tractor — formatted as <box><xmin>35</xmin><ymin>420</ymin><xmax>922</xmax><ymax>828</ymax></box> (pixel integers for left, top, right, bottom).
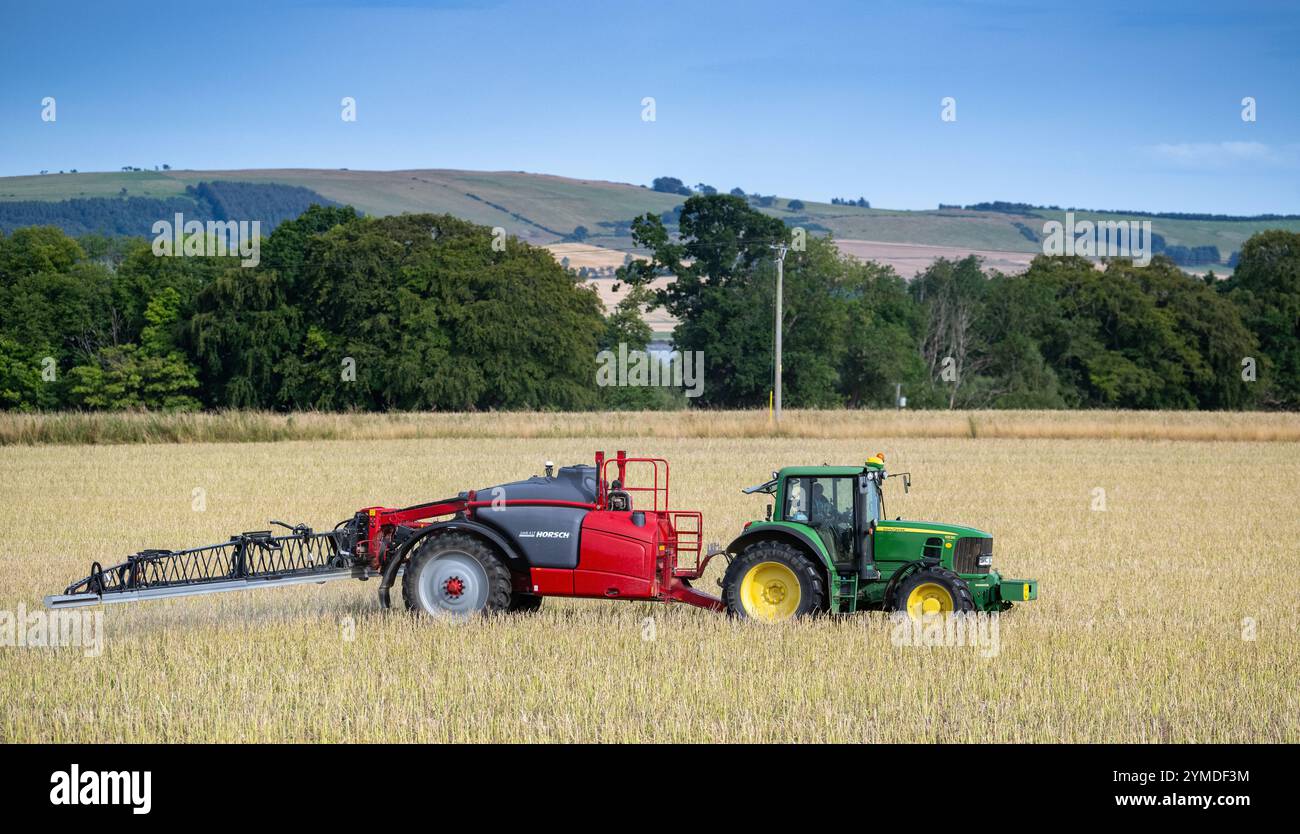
<box><xmin>721</xmin><ymin>454</ymin><xmax>1038</xmax><ymax>621</ymax></box>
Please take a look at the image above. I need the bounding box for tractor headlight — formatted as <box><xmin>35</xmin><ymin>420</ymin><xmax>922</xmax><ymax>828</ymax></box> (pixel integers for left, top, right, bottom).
<box><xmin>977</xmin><ymin>555</ymin><xmax>992</xmax><ymax>567</ymax></box>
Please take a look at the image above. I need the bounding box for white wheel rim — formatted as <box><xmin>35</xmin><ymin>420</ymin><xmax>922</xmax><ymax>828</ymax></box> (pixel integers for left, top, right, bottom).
<box><xmin>416</xmin><ymin>551</ymin><xmax>489</xmax><ymax>616</ymax></box>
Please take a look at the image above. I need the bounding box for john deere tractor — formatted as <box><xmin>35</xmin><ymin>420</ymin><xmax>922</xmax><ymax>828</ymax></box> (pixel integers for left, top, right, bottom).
<box><xmin>721</xmin><ymin>454</ymin><xmax>1037</xmax><ymax>620</ymax></box>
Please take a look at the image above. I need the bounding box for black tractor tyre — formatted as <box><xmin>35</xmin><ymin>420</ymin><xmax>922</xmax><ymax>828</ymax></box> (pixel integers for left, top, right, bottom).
<box><xmin>722</xmin><ymin>539</ymin><xmax>826</xmax><ymax>620</ymax></box>
<box><xmin>890</xmin><ymin>566</ymin><xmax>976</xmax><ymax>616</ymax></box>
<box><xmin>507</xmin><ymin>593</ymin><xmax>544</xmax><ymax>613</ymax></box>
<box><xmin>402</xmin><ymin>532</ymin><xmax>511</xmax><ymax>616</ymax></box>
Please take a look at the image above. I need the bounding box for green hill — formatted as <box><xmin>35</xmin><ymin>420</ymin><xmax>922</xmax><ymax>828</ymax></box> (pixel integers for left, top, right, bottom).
<box><xmin>3</xmin><ymin>168</ymin><xmax>1297</xmax><ymax>267</ymax></box>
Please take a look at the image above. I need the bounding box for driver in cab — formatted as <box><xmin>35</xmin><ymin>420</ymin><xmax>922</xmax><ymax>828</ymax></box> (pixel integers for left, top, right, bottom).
<box><xmin>810</xmin><ymin>482</ymin><xmax>836</xmax><ymax>523</ymax></box>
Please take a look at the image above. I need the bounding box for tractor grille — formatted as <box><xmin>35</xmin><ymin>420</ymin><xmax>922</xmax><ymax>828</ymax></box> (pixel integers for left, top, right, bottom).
<box><xmin>953</xmin><ymin>537</ymin><xmax>992</xmax><ymax>574</ymax></box>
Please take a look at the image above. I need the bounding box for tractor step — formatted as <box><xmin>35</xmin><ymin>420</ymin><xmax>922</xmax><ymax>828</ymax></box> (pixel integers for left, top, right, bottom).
<box><xmin>833</xmin><ymin>573</ymin><xmax>859</xmax><ymax>613</ymax></box>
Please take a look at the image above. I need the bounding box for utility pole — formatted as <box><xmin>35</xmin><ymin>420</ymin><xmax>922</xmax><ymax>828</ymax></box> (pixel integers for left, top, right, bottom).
<box><xmin>771</xmin><ymin>243</ymin><xmax>788</xmax><ymax>424</ymax></box>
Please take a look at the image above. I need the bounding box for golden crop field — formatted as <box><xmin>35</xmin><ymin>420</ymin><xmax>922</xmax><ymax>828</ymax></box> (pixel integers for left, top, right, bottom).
<box><xmin>1</xmin><ymin>412</ymin><xmax>1297</xmax><ymax>743</ymax></box>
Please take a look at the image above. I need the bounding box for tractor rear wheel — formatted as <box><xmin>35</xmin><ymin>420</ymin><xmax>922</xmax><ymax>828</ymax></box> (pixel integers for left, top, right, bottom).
<box><xmin>892</xmin><ymin>566</ymin><xmax>975</xmax><ymax>619</ymax></box>
<box><xmin>402</xmin><ymin>533</ymin><xmax>511</xmax><ymax>617</ymax></box>
<box><xmin>723</xmin><ymin>540</ymin><xmax>825</xmax><ymax>621</ymax></box>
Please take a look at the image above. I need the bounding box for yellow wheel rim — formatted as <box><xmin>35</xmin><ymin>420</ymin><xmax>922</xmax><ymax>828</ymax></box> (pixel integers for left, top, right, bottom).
<box><xmin>739</xmin><ymin>561</ymin><xmax>801</xmax><ymax>620</ymax></box>
<box><xmin>906</xmin><ymin>582</ymin><xmax>954</xmax><ymax>619</ymax></box>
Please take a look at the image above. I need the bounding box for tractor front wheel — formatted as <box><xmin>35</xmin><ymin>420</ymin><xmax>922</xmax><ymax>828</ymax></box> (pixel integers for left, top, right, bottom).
<box><xmin>722</xmin><ymin>540</ymin><xmax>825</xmax><ymax>621</ymax></box>
<box><xmin>402</xmin><ymin>533</ymin><xmax>511</xmax><ymax>617</ymax></box>
<box><xmin>892</xmin><ymin>567</ymin><xmax>975</xmax><ymax>619</ymax></box>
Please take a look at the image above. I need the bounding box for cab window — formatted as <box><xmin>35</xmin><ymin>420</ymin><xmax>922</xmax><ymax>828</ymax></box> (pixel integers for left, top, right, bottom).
<box><xmin>860</xmin><ymin>475</ymin><xmax>882</xmax><ymax>524</ymax></box>
<box><xmin>785</xmin><ymin>476</ymin><xmax>853</xmax><ymax>525</ymax></box>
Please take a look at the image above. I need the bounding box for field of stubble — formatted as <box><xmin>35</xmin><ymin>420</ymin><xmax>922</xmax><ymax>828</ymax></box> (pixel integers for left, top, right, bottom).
<box><xmin>1</xmin><ymin>428</ymin><xmax>1297</xmax><ymax>742</ymax></box>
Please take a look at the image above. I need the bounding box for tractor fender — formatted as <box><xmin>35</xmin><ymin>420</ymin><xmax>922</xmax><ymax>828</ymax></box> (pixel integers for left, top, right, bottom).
<box><xmin>881</xmin><ymin>555</ymin><xmax>942</xmax><ymax>609</ymax></box>
<box><xmin>377</xmin><ymin>519</ymin><xmax>525</xmax><ymax>609</ymax></box>
<box><xmin>725</xmin><ymin>524</ymin><xmax>835</xmax><ymax>576</ymax></box>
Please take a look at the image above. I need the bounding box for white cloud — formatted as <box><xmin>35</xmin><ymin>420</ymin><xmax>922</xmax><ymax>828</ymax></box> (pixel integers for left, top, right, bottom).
<box><xmin>1143</xmin><ymin>141</ymin><xmax>1299</xmax><ymax>170</ymax></box>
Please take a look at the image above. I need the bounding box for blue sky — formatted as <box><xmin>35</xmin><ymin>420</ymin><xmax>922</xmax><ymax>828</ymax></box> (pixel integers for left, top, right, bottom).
<box><xmin>1</xmin><ymin>0</ymin><xmax>1297</xmax><ymax>214</ymax></box>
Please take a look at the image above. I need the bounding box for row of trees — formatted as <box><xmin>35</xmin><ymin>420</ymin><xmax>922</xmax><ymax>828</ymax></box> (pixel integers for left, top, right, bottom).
<box><xmin>960</xmin><ymin>201</ymin><xmax>1300</xmax><ymax>222</ymax></box>
<box><xmin>648</xmin><ymin>177</ymin><xmax>788</xmax><ymax>209</ymax></box>
<box><xmin>619</xmin><ymin>195</ymin><xmax>1299</xmax><ymax>410</ymax></box>
<box><xmin>0</xmin><ymin>181</ymin><xmax>336</xmax><ymax>237</ymax></box>
<box><xmin>0</xmin><ymin>208</ymin><xmax>631</xmax><ymax>411</ymax></box>
<box><xmin>2</xmin><ymin>195</ymin><xmax>1297</xmax><ymax>411</ymax></box>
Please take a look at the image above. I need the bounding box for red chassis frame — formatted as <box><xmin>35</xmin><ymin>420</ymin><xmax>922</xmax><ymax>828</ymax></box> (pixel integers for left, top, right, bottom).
<box><xmin>361</xmin><ymin>451</ymin><xmax>722</xmax><ymax>611</ymax></box>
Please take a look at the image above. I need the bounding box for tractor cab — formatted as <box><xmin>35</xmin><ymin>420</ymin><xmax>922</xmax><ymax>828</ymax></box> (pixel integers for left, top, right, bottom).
<box><xmin>745</xmin><ymin>458</ymin><xmax>889</xmax><ymax>574</ymax></box>
<box><xmin>775</xmin><ymin>466</ymin><xmax>872</xmax><ymax>569</ymax></box>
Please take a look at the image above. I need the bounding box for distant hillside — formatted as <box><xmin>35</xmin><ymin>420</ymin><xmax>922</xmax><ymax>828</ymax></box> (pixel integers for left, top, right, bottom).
<box><xmin>0</xmin><ymin>169</ymin><xmax>683</xmax><ymax>244</ymax></box>
<box><xmin>960</xmin><ymin>200</ymin><xmax>1300</xmax><ymax>222</ymax></box>
<box><xmin>0</xmin><ymin>179</ymin><xmax>337</xmax><ymax>236</ymax></box>
<box><xmin>3</xmin><ymin>168</ymin><xmax>1298</xmax><ymax>269</ymax></box>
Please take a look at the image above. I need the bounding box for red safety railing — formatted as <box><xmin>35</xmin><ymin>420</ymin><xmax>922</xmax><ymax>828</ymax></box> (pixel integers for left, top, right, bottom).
<box><xmin>596</xmin><ymin>451</ymin><xmax>708</xmax><ymax>579</ymax></box>
<box><xmin>596</xmin><ymin>450</ymin><xmax>671</xmax><ymax>512</ymax></box>
<box><xmin>667</xmin><ymin>510</ymin><xmax>703</xmax><ymax>577</ymax></box>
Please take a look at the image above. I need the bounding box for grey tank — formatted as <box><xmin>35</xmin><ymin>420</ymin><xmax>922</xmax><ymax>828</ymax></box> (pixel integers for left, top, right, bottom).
<box><xmin>471</xmin><ymin>465</ymin><xmax>597</xmax><ymax>569</ymax></box>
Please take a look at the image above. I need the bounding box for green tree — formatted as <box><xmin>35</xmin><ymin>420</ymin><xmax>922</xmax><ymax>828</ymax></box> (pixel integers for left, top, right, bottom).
<box><xmin>278</xmin><ymin>213</ymin><xmax>604</xmax><ymax>410</ymax></box>
<box><xmin>624</xmin><ymin>196</ymin><xmax>866</xmax><ymax>408</ymax></box>
<box><xmin>1118</xmin><ymin>257</ymin><xmax>1257</xmax><ymax>409</ymax></box>
<box><xmin>651</xmin><ymin>177</ymin><xmax>691</xmax><ymax>196</ymax></box>
<box><xmin>975</xmin><ymin>271</ymin><xmax>1069</xmax><ymax>408</ymax></box>
<box><xmin>1222</xmin><ymin>230</ymin><xmax>1300</xmax><ymax>407</ymax></box>
<box><xmin>188</xmin><ymin>206</ymin><xmax>355</xmax><ymax>408</ymax></box>
<box><xmin>839</xmin><ymin>260</ymin><xmax>927</xmax><ymax>407</ymax></box>
<box><xmin>0</xmin><ymin>336</ymin><xmax>57</xmax><ymax>410</ymax></box>
<box><xmin>66</xmin><ymin>287</ymin><xmax>201</xmax><ymax>410</ymax></box>
<box><xmin>778</xmin><ymin>235</ymin><xmax>850</xmax><ymax>407</ymax></box>
<box><xmin>911</xmin><ymin>256</ymin><xmax>993</xmax><ymax>408</ymax></box>
<box><xmin>0</xmin><ymin>226</ymin><xmax>83</xmax><ymax>277</ymax></box>
<box><xmin>1016</xmin><ymin>256</ymin><xmax>1201</xmax><ymax>409</ymax></box>
<box><xmin>0</xmin><ymin>227</ymin><xmax>118</xmax><ymax>407</ymax></box>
